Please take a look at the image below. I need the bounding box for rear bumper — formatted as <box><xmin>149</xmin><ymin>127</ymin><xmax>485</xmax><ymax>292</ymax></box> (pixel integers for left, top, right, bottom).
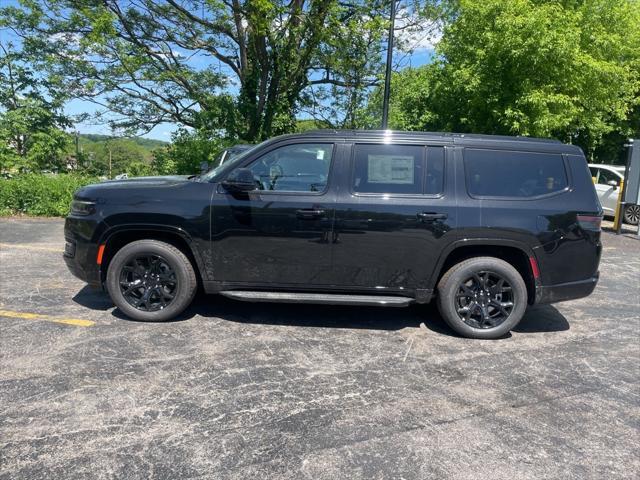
<box><xmin>535</xmin><ymin>272</ymin><xmax>599</xmax><ymax>304</ymax></box>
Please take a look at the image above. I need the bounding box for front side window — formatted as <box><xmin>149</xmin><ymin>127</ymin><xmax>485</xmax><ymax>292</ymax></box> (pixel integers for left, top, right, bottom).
<box><xmin>352</xmin><ymin>144</ymin><xmax>425</xmax><ymax>194</ymax></box>
<box><xmin>465</xmin><ymin>149</ymin><xmax>568</xmax><ymax>198</ymax></box>
<box><xmin>597</xmin><ymin>169</ymin><xmax>619</xmax><ymax>186</ymax></box>
<box><xmin>246</xmin><ymin>143</ymin><xmax>333</xmax><ymax>192</ymax></box>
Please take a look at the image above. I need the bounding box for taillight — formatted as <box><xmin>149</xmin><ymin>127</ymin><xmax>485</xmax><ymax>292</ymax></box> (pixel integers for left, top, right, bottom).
<box><xmin>577</xmin><ymin>214</ymin><xmax>602</xmax><ymax>231</ymax></box>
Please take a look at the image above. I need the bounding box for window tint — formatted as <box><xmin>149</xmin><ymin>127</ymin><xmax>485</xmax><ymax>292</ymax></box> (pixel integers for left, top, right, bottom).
<box><xmin>352</xmin><ymin>144</ymin><xmax>424</xmax><ymax>194</ymax></box>
<box><xmin>426</xmin><ymin>146</ymin><xmax>445</xmax><ymax>194</ymax></box>
<box><xmin>465</xmin><ymin>149</ymin><xmax>568</xmax><ymax>198</ymax></box>
<box><xmin>246</xmin><ymin>143</ymin><xmax>333</xmax><ymax>192</ymax></box>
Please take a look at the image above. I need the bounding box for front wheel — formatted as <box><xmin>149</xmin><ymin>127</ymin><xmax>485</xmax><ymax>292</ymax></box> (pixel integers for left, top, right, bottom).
<box><xmin>106</xmin><ymin>240</ymin><xmax>197</xmax><ymax>321</ymax></box>
<box><xmin>624</xmin><ymin>204</ymin><xmax>640</xmax><ymax>225</ymax></box>
<box><xmin>436</xmin><ymin>257</ymin><xmax>527</xmax><ymax>339</ymax></box>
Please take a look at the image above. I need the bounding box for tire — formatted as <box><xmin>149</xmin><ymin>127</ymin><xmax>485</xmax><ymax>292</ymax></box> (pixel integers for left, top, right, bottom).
<box><xmin>624</xmin><ymin>204</ymin><xmax>640</xmax><ymax>225</ymax></box>
<box><xmin>436</xmin><ymin>257</ymin><xmax>527</xmax><ymax>339</ymax></box>
<box><xmin>106</xmin><ymin>240</ymin><xmax>197</xmax><ymax>322</ymax></box>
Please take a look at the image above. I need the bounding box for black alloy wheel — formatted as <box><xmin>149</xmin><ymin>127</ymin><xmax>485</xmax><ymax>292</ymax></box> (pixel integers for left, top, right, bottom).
<box><xmin>106</xmin><ymin>239</ymin><xmax>198</xmax><ymax>322</ymax></box>
<box><xmin>455</xmin><ymin>271</ymin><xmax>514</xmax><ymax>329</ymax></box>
<box><xmin>436</xmin><ymin>256</ymin><xmax>527</xmax><ymax>339</ymax></box>
<box><xmin>119</xmin><ymin>254</ymin><xmax>177</xmax><ymax>311</ymax></box>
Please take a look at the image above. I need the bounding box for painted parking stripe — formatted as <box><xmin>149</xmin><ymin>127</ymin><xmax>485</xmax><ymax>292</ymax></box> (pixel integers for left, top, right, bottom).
<box><xmin>0</xmin><ymin>309</ymin><xmax>95</xmax><ymax>327</ymax></box>
<box><xmin>0</xmin><ymin>242</ymin><xmax>61</xmax><ymax>253</ymax></box>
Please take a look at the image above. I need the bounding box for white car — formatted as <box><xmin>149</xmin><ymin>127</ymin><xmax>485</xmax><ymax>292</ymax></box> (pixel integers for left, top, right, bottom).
<box><xmin>588</xmin><ymin>164</ymin><xmax>639</xmax><ymax>225</ymax></box>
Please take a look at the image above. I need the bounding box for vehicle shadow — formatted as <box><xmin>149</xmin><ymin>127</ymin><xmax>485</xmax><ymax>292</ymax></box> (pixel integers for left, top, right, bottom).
<box><xmin>72</xmin><ymin>285</ymin><xmax>114</xmax><ymax>311</ymax></box>
<box><xmin>514</xmin><ymin>304</ymin><xmax>570</xmax><ymax>333</ymax></box>
<box><xmin>71</xmin><ymin>287</ymin><xmax>570</xmax><ymax>335</ymax></box>
<box><xmin>183</xmin><ymin>294</ymin><xmax>426</xmax><ymax>331</ymax></box>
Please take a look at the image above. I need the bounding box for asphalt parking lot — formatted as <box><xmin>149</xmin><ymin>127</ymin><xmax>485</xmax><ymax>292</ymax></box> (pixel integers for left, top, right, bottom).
<box><xmin>1</xmin><ymin>218</ymin><xmax>639</xmax><ymax>479</ymax></box>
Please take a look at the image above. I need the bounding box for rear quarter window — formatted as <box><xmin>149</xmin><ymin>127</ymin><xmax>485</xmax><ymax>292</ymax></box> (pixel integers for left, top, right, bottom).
<box><xmin>464</xmin><ymin>148</ymin><xmax>568</xmax><ymax>198</ymax></box>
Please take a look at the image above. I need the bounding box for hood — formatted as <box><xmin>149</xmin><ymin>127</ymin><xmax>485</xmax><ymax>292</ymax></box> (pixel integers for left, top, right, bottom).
<box><xmin>101</xmin><ymin>175</ymin><xmax>192</xmax><ymax>186</ymax></box>
<box><xmin>74</xmin><ymin>175</ymin><xmax>195</xmax><ymax>200</ymax></box>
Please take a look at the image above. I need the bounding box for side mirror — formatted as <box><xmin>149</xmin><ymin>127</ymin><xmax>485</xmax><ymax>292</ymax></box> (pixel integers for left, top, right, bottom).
<box><xmin>607</xmin><ymin>179</ymin><xmax>619</xmax><ymax>189</ymax></box>
<box><xmin>200</xmin><ymin>161</ymin><xmax>209</xmax><ymax>174</ymax></box>
<box><xmin>222</xmin><ymin>168</ymin><xmax>256</xmax><ymax>192</ymax></box>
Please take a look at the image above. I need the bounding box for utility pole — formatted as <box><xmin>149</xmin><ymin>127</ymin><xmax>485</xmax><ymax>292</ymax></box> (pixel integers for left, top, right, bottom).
<box><xmin>615</xmin><ymin>139</ymin><xmax>634</xmax><ymax>235</ymax></box>
<box><xmin>381</xmin><ymin>0</ymin><xmax>397</xmax><ymax>130</ymax></box>
<box><xmin>107</xmin><ymin>141</ymin><xmax>112</xmax><ymax>179</ymax></box>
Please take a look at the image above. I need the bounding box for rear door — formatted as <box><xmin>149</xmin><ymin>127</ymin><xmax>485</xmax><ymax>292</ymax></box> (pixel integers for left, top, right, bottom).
<box><xmin>210</xmin><ymin>141</ymin><xmax>337</xmax><ymax>286</ymax></box>
<box><xmin>330</xmin><ymin>141</ymin><xmax>457</xmax><ymax>293</ymax></box>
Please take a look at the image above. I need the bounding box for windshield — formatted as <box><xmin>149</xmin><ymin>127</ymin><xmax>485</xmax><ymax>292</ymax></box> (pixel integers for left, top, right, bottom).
<box><xmin>200</xmin><ymin>144</ymin><xmax>259</xmax><ymax>182</ymax></box>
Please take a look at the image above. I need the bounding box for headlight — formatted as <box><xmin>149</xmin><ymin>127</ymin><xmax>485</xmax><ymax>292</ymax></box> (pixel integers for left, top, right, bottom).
<box><xmin>70</xmin><ymin>199</ymin><xmax>96</xmax><ymax>216</ymax></box>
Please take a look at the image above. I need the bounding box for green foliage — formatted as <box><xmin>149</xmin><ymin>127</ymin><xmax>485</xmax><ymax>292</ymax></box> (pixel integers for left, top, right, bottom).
<box><xmin>77</xmin><ymin>137</ymin><xmax>146</xmax><ymax>177</ymax></box>
<box><xmin>0</xmin><ymin>42</ymin><xmax>71</xmax><ymax>173</ymax></box>
<box><xmin>295</xmin><ymin>119</ymin><xmax>332</xmax><ymax>132</ymax></box>
<box><xmin>380</xmin><ymin>0</ymin><xmax>640</xmax><ymax>157</ymax></box>
<box><xmin>0</xmin><ymin>174</ymin><xmax>99</xmax><ymax>216</ymax></box>
<box><xmin>1</xmin><ymin>0</ymin><xmax>399</xmax><ymax>141</ymax></box>
<box><xmin>151</xmin><ymin>128</ymin><xmax>230</xmax><ymax>175</ymax></box>
<box><xmin>78</xmin><ymin>134</ymin><xmax>167</xmax><ymax>151</ymax></box>
<box><xmin>62</xmin><ymin>134</ymin><xmax>167</xmax><ymax>177</ymax></box>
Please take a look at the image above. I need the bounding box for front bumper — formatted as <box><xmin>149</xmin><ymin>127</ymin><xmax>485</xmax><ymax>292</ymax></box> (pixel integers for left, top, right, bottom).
<box><xmin>63</xmin><ymin>220</ymin><xmax>102</xmax><ymax>288</ymax></box>
<box><xmin>535</xmin><ymin>272</ymin><xmax>599</xmax><ymax>304</ymax></box>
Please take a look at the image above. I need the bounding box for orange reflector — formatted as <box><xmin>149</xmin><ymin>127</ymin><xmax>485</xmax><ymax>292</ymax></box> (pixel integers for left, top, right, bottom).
<box><xmin>529</xmin><ymin>256</ymin><xmax>540</xmax><ymax>280</ymax></box>
<box><xmin>96</xmin><ymin>244</ymin><xmax>106</xmax><ymax>265</ymax></box>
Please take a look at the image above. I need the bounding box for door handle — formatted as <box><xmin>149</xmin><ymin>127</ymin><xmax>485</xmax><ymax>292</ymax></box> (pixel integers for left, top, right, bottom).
<box><xmin>417</xmin><ymin>212</ymin><xmax>447</xmax><ymax>221</ymax></box>
<box><xmin>296</xmin><ymin>208</ymin><xmax>325</xmax><ymax>219</ymax></box>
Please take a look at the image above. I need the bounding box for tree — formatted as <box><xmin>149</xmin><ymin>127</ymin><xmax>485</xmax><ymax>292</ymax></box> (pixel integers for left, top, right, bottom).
<box><xmin>380</xmin><ymin>0</ymin><xmax>640</xmax><ymax>157</ymax></box>
<box><xmin>0</xmin><ymin>42</ymin><xmax>70</xmax><ymax>172</ymax></box>
<box><xmin>151</xmin><ymin>128</ymin><xmax>230</xmax><ymax>175</ymax></box>
<box><xmin>81</xmin><ymin>137</ymin><xmax>149</xmax><ymax>177</ymax></box>
<box><xmin>2</xmin><ymin>0</ymin><xmax>415</xmax><ymax>141</ymax></box>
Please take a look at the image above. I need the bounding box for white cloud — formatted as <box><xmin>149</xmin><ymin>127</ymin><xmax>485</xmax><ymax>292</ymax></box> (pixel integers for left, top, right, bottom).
<box><xmin>394</xmin><ymin>14</ymin><xmax>443</xmax><ymax>52</ymax></box>
<box><xmin>49</xmin><ymin>32</ymin><xmax>82</xmax><ymax>47</ymax></box>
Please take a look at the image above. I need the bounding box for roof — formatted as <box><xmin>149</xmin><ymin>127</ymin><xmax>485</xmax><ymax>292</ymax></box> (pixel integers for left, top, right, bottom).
<box><xmin>291</xmin><ymin>129</ymin><xmax>563</xmax><ymax>144</ymax></box>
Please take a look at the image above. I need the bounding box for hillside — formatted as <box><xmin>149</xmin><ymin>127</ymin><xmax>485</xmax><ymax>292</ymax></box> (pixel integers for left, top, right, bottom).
<box><xmin>77</xmin><ymin>134</ymin><xmax>168</xmax><ymax>153</ymax></box>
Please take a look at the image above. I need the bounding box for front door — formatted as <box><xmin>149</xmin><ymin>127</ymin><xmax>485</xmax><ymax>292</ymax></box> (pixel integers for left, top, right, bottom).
<box><xmin>331</xmin><ymin>143</ymin><xmax>457</xmax><ymax>293</ymax></box>
<box><xmin>592</xmin><ymin>168</ymin><xmax>621</xmax><ymax>215</ymax></box>
<box><xmin>210</xmin><ymin>142</ymin><xmax>337</xmax><ymax>287</ymax></box>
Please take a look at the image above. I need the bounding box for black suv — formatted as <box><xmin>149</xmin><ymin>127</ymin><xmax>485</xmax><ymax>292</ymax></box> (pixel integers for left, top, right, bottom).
<box><xmin>64</xmin><ymin>130</ymin><xmax>602</xmax><ymax>339</ymax></box>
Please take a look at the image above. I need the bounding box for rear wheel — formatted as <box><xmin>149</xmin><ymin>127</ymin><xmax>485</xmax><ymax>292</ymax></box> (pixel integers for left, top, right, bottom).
<box><xmin>437</xmin><ymin>257</ymin><xmax>527</xmax><ymax>339</ymax></box>
<box><xmin>106</xmin><ymin>240</ymin><xmax>197</xmax><ymax>321</ymax></box>
<box><xmin>624</xmin><ymin>204</ymin><xmax>640</xmax><ymax>225</ymax></box>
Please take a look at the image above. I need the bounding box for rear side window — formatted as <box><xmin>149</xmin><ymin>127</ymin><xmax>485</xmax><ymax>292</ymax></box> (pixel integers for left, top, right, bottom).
<box><xmin>426</xmin><ymin>146</ymin><xmax>445</xmax><ymax>195</ymax></box>
<box><xmin>353</xmin><ymin>144</ymin><xmax>424</xmax><ymax>194</ymax></box>
<box><xmin>464</xmin><ymin>149</ymin><xmax>568</xmax><ymax>198</ymax></box>
<box><xmin>352</xmin><ymin>144</ymin><xmax>446</xmax><ymax>195</ymax></box>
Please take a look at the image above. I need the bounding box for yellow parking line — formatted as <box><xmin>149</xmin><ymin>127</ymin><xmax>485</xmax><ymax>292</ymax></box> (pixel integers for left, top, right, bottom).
<box><xmin>0</xmin><ymin>309</ymin><xmax>95</xmax><ymax>327</ymax></box>
<box><xmin>0</xmin><ymin>242</ymin><xmax>61</xmax><ymax>253</ymax></box>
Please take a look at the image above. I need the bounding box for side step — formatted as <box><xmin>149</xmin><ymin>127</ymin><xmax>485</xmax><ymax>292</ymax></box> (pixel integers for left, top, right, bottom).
<box><xmin>219</xmin><ymin>291</ymin><xmax>414</xmax><ymax>307</ymax></box>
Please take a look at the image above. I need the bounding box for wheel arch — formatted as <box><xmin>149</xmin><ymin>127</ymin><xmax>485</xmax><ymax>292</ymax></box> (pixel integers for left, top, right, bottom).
<box><xmin>430</xmin><ymin>240</ymin><xmax>538</xmax><ymax>304</ymax></box>
<box><xmin>97</xmin><ymin>225</ymin><xmax>207</xmax><ymax>286</ymax></box>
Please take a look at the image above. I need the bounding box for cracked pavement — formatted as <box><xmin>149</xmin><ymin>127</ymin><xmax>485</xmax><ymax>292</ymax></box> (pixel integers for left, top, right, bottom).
<box><xmin>0</xmin><ymin>218</ymin><xmax>639</xmax><ymax>479</ymax></box>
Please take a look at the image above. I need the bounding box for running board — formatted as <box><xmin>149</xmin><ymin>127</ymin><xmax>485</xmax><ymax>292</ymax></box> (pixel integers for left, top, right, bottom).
<box><xmin>219</xmin><ymin>291</ymin><xmax>414</xmax><ymax>307</ymax></box>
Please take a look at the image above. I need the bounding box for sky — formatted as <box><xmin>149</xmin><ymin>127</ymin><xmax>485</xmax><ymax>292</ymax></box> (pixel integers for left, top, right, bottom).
<box><xmin>1</xmin><ymin>1</ymin><xmax>438</xmax><ymax>141</ymax></box>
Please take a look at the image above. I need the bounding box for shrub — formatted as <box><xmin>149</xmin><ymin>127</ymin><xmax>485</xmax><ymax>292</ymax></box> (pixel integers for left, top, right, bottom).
<box><xmin>0</xmin><ymin>174</ymin><xmax>99</xmax><ymax>217</ymax></box>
